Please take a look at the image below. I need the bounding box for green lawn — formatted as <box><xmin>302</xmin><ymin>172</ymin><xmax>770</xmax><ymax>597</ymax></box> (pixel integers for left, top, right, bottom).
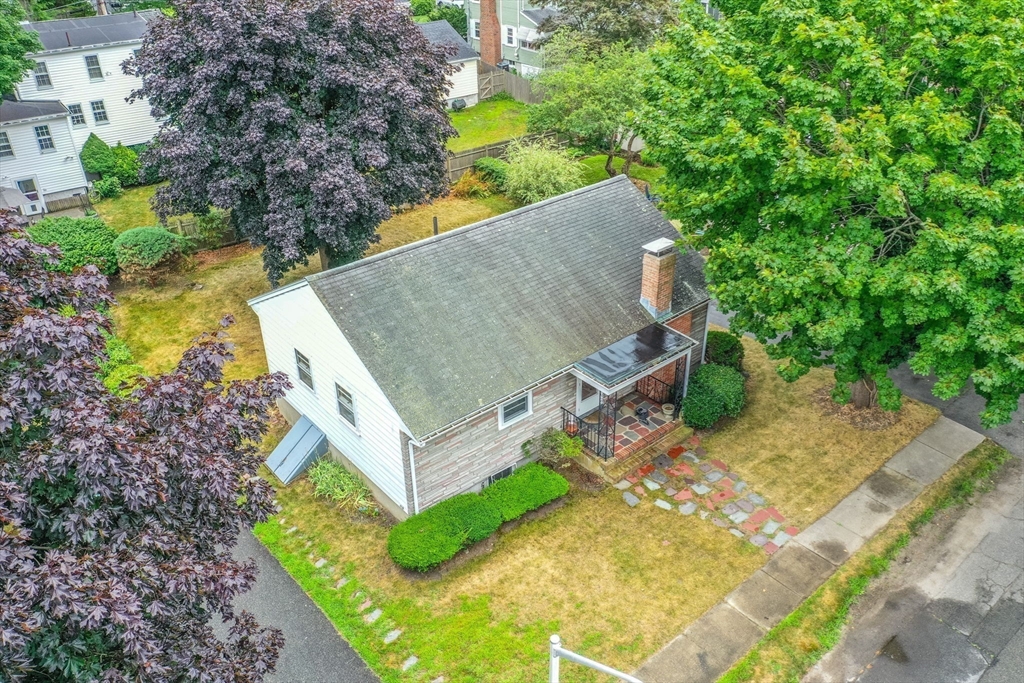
<box><xmin>580</xmin><ymin>155</ymin><xmax>666</xmax><ymax>188</ymax></box>
<box><xmin>92</xmin><ymin>184</ymin><xmax>161</xmax><ymax>232</ymax></box>
<box><xmin>448</xmin><ymin>98</ymin><xmax>529</xmax><ymax>152</ymax></box>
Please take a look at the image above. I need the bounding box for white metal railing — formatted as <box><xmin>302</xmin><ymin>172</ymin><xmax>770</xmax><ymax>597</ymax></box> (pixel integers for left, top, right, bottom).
<box><xmin>548</xmin><ymin>635</ymin><xmax>643</xmax><ymax>683</ymax></box>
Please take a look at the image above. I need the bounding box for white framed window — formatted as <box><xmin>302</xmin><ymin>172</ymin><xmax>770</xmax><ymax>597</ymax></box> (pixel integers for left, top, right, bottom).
<box><xmin>0</xmin><ymin>132</ymin><xmax>13</xmax><ymax>158</ymax></box>
<box><xmin>67</xmin><ymin>104</ymin><xmax>87</xmax><ymax>127</ymax></box>
<box><xmin>472</xmin><ymin>21</ymin><xmax>480</xmax><ymax>40</ymax></box>
<box><xmin>294</xmin><ymin>349</ymin><xmax>314</xmax><ymax>390</ymax></box>
<box><xmin>487</xmin><ymin>464</ymin><xmax>515</xmax><ymax>486</ymax></box>
<box><xmin>85</xmin><ymin>55</ymin><xmax>103</xmax><ymax>80</ymax></box>
<box><xmin>90</xmin><ymin>100</ymin><xmax>109</xmax><ymax>124</ymax></box>
<box><xmin>518</xmin><ymin>39</ymin><xmax>540</xmax><ymax>51</ymax></box>
<box><xmin>504</xmin><ymin>25</ymin><xmax>516</xmax><ymax>46</ymax></box>
<box><xmin>335</xmin><ymin>383</ymin><xmax>356</xmax><ymax>428</ymax></box>
<box><xmin>34</xmin><ymin>62</ymin><xmax>52</xmax><ymax>88</ymax></box>
<box><xmin>498</xmin><ymin>391</ymin><xmax>532</xmax><ymax>429</ymax></box>
<box><xmin>34</xmin><ymin>125</ymin><xmax>55</xmax><ymax>153</ymax></box>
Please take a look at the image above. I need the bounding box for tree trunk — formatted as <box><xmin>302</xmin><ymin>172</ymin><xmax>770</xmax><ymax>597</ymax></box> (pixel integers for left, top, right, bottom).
<box><xmin>318</xmin><ymin>243</ymin><xmax>330</xmax><ymax>272</ymax></box>
<box><xmin>850</xmin><ymin>377</ymin><xmax>879</xmax><ymax>409</ymax></box>
<box><xmin>605</xmin><ymin>151</ymin><xmax>618</xmax><ymax>177</ymax></box>
<box><xmin>621</xmin><ymin>133</ymin><xmax>639</xmax><ymax>177</ymax></box>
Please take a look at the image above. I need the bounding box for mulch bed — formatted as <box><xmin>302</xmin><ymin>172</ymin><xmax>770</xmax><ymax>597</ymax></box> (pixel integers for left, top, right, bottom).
<box><xmin>812</xmin><ymin>386</ymin><xmax>903</xmax><ymax>431</ymax></box>
<box><xmin>192</xmin><ymin>241</ymin><xmax>256</xmax><ymax>267</ymax></box>
<box><xmin>552</xmin><ymin>458</ymin><xmax>606</xmax><ymax>494</ymax></box>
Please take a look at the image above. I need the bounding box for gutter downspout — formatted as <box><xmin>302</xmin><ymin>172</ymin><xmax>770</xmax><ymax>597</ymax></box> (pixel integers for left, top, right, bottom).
<box><xmin>407</xmin><ymin>439</ymin><xmax>420</xmax><ymax>515</ymax></box>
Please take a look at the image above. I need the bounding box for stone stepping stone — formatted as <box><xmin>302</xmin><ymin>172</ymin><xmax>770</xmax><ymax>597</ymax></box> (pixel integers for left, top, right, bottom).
<box><xmin>699</xmin><ymin>463</ymin><xmax>714</xmax><ymax>473</ymax></box>
<box><xmin>335</xmin><ymin>578</ymin><xmax>349</xmax><ymax>589</ymax></box>
<box><xmin>711</xmin><ymin>459</ymin><xmax>729</xmax><ymax>471</ymax></box>
<box><xmin>638</xmin><ymin>464</ymin><xmax>656</xmax><ymax>476</ymax></box>
<box><xmin>614</xmin><ymin>480</ymin><xmax>632</xmax><ymax>490</ymax></box>
<box><xmin>431</xmin><ymin>678</ymin><xmax>445</xmax><ymax>683</ymax></box>
<box><xmin>673</xmin><ymin>489</ymin><xmax>693</xmax><ymax>501</ymax></box>
<box><xmin>736</xmin><ymin>499</ymin><xmax>755</xmax><ymax>513</ymax></box>
<box><xmin>725</xmin><ymin>472</ymin><xmax>740</xmax><ymax>481</ymax></box>
<box><xmin>710</xmin><ymin>490</ymin><xmax>734</xmax><ymax>505</ymax></box>
<box><xmin>786</xmin><ymin>526</ymin><xmax>799</xmax><ymax>536</ymax></box>
<box><xmin>740</xmin><ymin>522</ymin><xmax>760</xmax><ymax>534</ymax></box>
<box><xmin>747</xmin><ymin>492</ymin><xmax>766</xmax><ymax>506</ymax></box>
<box><xmin>653</xmin><ymin>454</ymin><xmax>673</xmax><ymax>469</ymax></box>
<box><xmin>350</xmin><ymin>591</ymin><xmax>364</xmax><ymax>601</ymax></box>
<box><xmin>634</xmin><ymin>486</ymin><xmax>646</xmax><ymax>496</ymax></box>
<box><xmin>750</xmin><ymin>534</ymin><xmax>769</xmax><ymax>547</ymax></box>
<box><xmin>278</xmin><ymin>517</ymin><xmax>287</xmax><ymax>524</ymax></box>
<box><xmin>683</xmin><ymin>477</ymin><xmax>697</xmax><ymax>486</ymax></box>
<box><xmin>384</xmin><ymin>629</ymin><xmax>402</xmax><ymax>644</ymax></box>
<box><xmin>722</xmin><ymin>503</ymin><xmax>740</xmax><ymax>515</ymax></box>
<box><xmin>695</xmin><ymin>447</ymin><xmax>707</xmax><ymax>457</ymax></box>
<box><xmin>729</xmin><ymin>529</ymin><xmax>745</xmax><ymax>538</ymax></box>
<box><xmin>773</xmin><ymin>531</ymin><xmax>792</xmax><ymax>546</ymax></box>
<box><xmin>626</xmin><ymin>475</ymin><xmax>640</xmax><ymax>484</ymax></box>
<box><xmin>764</xmin><ymin>542</ymin><xmax>780</xmax><ymax>555</ymax></box>
<box><xmin>748</xmin><ymin>509</ymin><xmax>770</xmax><ymax>525</ymax></box>
<box><xmin>766</xmin><ymin>507</ymin><xmax>786</xmax><ymax>523</ymax></box>
<box><xmin>712</xmin><ymin>517</ymin><xmax>728</xmax><ymax>528</ymax></box>
<box><xmin>650</xmin><ymin>471</ymin><xmax>669</xmax><ymax>485</ymax></box>
<box><xmin>729</xmin><ymin>510</ymin><xmax>750</xmax><ymax>524</ymax></box>
<box><xmin>762</xmin><ymin>520</ymin><xmax>781</xmax><ymax>535</ymax></box>
<box><xmin>698</xmin><ymin>510</ymin><xmax>710</xmax><ymax>520</ymax></box>
<box><xmin>623</xmin><ymin>491</ymin><xmax>641</xmax><ymax>507</ymax></box>
<box><xmin>359</xmin><ymin>599</ymin><xmax>372</xmax><ymax>612</ymax></box>
<box><xmin>285</xmin><ymin>526</ymin><xmax>298</xmax><ymax>535</ymax></box>
<box><xmin>643</xmin><ymin>478</ymin><xmax>661</xmax><ymax>491</ymax></box>
<box><xmin>364</xmin><ymin>608</ymin><xmax>382</xmax><ymax>624</ymax></box>
<box><xmin>668</xmin><ymin>445</ymin><xmax>685</xmax><ymax>458</ymax></box>
<box><xmin>705</xmin><ymin>471</ymin><xmax>724</xmax><ymax>483</ymax></box>
<box><xmin>654</xmin><ymin>499</ymin><xmax>673</xmax><ymax>511</ymax></box>
<box><xmin>679</xmin><ymin>501</ymin><xmax>698</xmax><ymax>515</ymax></box>
<box><xmin>691</xmin><ymin>483</ymin><xmax>711</xmax><ymax>495</ymax></box>
<box><xmin>314</xmin><ymin>558</ymin><xmax>328</xmax><ymax>569</ymax></box>
<box><xmin>665</xmin><ymin>487</ymin><xmax>677</xmax><ymax>496</ymax></box>
<box><xmin>402</xmin><ymin>656</ymin><xmax>418</xmax><ymax>671</ymax></box>
<box><xmin>733</xmin><ymin>481</ymin><xmax>748</xmax><ymax>493</ymax></box>
<box><xmin>677</xmin><ymin>463</ymin><xmax>695</xmax><ymax>477</ymax></box>
<box><xmin>682</xmin><ymin>452</ymin><xmax>699</xmax><ymax>464</ymax></box>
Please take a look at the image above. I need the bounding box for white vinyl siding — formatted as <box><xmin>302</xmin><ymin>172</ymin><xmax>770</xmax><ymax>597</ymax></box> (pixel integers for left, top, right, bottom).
<box><xmin>294</xmin><ymin>350</ymin><xmax>314</xmax><ymax>389</ymax></box>
<box><xmin>445</xmin><ymin>59</ymin><xmax>479</xmax><ymax>107</ymax></box>
<box><xmin>0</xmin><ymin>132</ymin><xmax>13</xmax><ymax>157</ymax></box>
<box><xmin>13</xmin><ymin>42</ymin><xmax>160</xmax><ymax>151</ymax></box>
<box><xmin>0</xmin><ymin>118</ymin><xmax>88</xmax><ymax>201</ymax></box>
<box><xmin>250</xmin><ymin>284</ymin><xmax>410</xmax><ymax>513</ymax></box>
<box><xmin>335</xmin><ymin>383</ymin><xmax>356</xmax><ymax>428</ymax></box>
<box><xmin>34</xmin><ymin>62</ymin><xmax>52</xmax><ymax>88</ymax></box>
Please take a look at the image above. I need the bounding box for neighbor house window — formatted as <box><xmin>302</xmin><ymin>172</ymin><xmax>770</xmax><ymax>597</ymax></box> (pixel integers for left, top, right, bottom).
<box><xmin>0</xmin><ymin>132</ymin><xmax>13</xmax><ymax>158</ymax></box>
<box><xmin>472</xmin><ymin>21</ymin><xmax>480</xmax><ymax>39</ymax></box>
<box><xmin>34</xmin><ymin>125</ymin><xmax>55</xmax><ymax>152</ymax></box>
<box><xmin>519</xmin><ymin>39</ymin><xmax>540</xmax><ymax>51</ymax></box>
<box><xmin>498</xmin><ymin>391</ymin><xmax>532</xmax><ymax>428</ymax></box>
<box><xmin>294</xmin><ymin>350</ymin><xmax>313</xmax><ymax>389</ymax></box>
<box><xmin>504</xmin><ymin>26</ymin><xmax>516</xmax><ymax>46</ymax></box>
<box><xmin>90</xmin><ymin>100</ymin><xmax>109</xmax><ymax>123</ymax></box>
<box><xmin>67</xmin><ymin>104</ymin><xmax>87</xmax><ymax>127</ymax></box>
<box><xmin>85</xmin><ymin>55</ymin><xmax>103</xmax><ymax>80</ymax></box>
<box><xmin>34</xmin><ymin>62</ymin><xmax>52</xmax><ymax>88</ymax></box>
<box><xmin>335</xmin><ymin>383</ymin><xmax>356</xmax><ymax>428</ymax></box>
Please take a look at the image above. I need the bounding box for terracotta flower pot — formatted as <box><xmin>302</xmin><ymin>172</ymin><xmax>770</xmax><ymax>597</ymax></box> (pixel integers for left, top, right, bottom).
<box><xmin>565</xmin><ymin>423</ymin><xmax>579</xmax><ymax>437</ymax></box>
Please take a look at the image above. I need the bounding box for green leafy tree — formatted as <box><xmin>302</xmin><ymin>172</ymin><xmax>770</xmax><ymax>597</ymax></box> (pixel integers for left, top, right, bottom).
<box><xmin>427</xmin><ymin>5</ymin><xmax>467</xmax><ymax>39</ymax></box>
<box><xmin>27</xmin><ymin>0</ymin><xmax>94</xmax><ymax>20</ymax></box>
<box><xmin>0</xmin><ymin>0</ymin><xmax>41</xmax><ymax>95</ymax></box>
<box><xmin>528</xmin><ymin>32</ymin><xmax>648</xmax><ymax>177</ymax></box>
<box><xmin>643</xmin><ymin>0</ymin><xmax>1024</xmax><ymax>427</ymax></box>
<box><xmin>537</xmin><ymin>0</ymin><xmax>680</xmax><ymax>50</ymax></box>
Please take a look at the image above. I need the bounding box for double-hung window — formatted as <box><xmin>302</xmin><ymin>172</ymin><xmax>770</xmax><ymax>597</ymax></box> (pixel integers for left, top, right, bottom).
<box><xmin>85</xmin><ymin>55</ymin><xmax>103</xmax><ymax>80</ymax></box>
<box><xmin>0</xmin><ymin>132</ymin><xmax>13</xmax><ymax>158</ymax></box>
<box><xmin>34</xmin><ymin>125</ymin><xmax>55</xmax><ymax>152</ymax></box>
<box><xmin>67</xmin><ymin>104</ymin><xmax>87</xmax><ymax>127</ymax></box>
<box><xmin>472</xmin><ymin>21</ymin><xmax>481</xmax><ymax>40</ymax></box>
<box><xmin>504</xmin><ymin>26</ymin><xmax>516</xmax><ymax>46</ymax></box>
<box><xmin>498</xmin><ymin>391</ymin><xmax>532</xmax><ymax>429</ymax></box>
<box><xmin>335</xmin><ymin>383</ymin><xmax>356</xmax><ymax>428</ymax></box>
<box><xmin>90</xmin><ymin>100</ymin><xmax>109</xmax><ymax>124</ymax></box>
<box><xmin>294</xmin><ymin>350</ymin><xmax>314</xmax><ymax>389</ymax></box>
<box><xmin>34</xmin><ymin>62</ymin><xmax>52</xmax><ymax>88</ymax></box>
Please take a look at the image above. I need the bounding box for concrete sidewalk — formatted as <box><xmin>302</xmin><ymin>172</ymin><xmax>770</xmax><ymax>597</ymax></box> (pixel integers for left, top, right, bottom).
<box><xmin>635</xmin><ymin>417</ymin><xmax>986</xmax><ymax>683</ymax></box>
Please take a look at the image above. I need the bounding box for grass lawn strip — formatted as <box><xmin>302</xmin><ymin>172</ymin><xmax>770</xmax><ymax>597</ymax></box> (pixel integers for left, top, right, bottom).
<box><xmin>92</xmin><ymin>184</ymin><xmax>161</xmax><ymax>232</ymax></box>
<box><xmin>717</xmin><ymin>440</ymin><xmax>1012</xmax><ymax>683</ymax></box>
<box><xmin>447</xmin><ymin>97</ymin><xmax>529</xmax><ymax>152</ymax></box>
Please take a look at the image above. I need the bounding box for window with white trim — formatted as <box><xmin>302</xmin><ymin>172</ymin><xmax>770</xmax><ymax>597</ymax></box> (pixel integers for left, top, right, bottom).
<box><xmin>472</xmin><ymin>21</ymin><xmax>480</xmax><ymax>40</ymax></box>
<box><xmin>34</xmin><ymin>62</ymin><xmax>52</xmax><ymax>88</ymax></box>
<box><xmin>85</xmin><ymin>55</ymin><xmax>103</xmax><ymax>80</ymax></box>
<box><xmin>335</xmin><ymin>383</ymin><xmax>356</xmax><ymax>428</ymax></box>
<box><xmin>504</xmin><ymin>26</ymin><xmax>516</xmax><ymax>46</ymax></box>
<box><xmin>498</xmin><ymin>391</ymin><xmax>532</xmax><ymax>428</ymax></box>
<box><xmin>0</xmin><ymin>132</ymin><xmax>13</xmax><ymax>158</ymax></box>
<box><xmin>90</xmin><ymin>100</ymin><xmax>109</xmax><ymax>124</ymax></box>
<box><xmin>294</xmin><ymin>349</ymin><xmax>313</xmax><ymax>389</ymax></box>
<box><xmin>67</xmin><ymin>104</ymin><xmax>87</xmax><ymax>127</ymax></box>
<box><xmin>34</xmin><ymin>125</ymin><xmax>55</xmax><ymax>152</ymax></box>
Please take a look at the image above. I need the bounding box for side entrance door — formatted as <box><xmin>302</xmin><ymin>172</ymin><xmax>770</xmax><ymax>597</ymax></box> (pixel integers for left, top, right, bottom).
<box><xmin>576</xmin><ymin>378</ymin><xmax>601</xmax><ymax>416</ymax></box>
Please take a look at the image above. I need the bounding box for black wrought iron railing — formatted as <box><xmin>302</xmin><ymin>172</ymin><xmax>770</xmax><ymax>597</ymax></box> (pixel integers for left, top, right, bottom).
<box><xmin>561</xmin><ymin>408</ymin><xmax>613</xmax><ymax>460</ymax></box>
<box><xmin>636</xmin><ymin>374</ymin><xmax>676</xmax><ymax>406</ymax></box>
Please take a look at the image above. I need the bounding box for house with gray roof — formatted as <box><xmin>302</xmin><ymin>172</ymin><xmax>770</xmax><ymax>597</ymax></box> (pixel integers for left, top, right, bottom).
<box><xmin>250</xmin><ymin>176</ymin><xmax>710</xmax><ymax>518</ymax></box>
<box><xmin>418</xmin><ymin>19</ymin><xmax>481</xmax><ymax>107</ymax></box>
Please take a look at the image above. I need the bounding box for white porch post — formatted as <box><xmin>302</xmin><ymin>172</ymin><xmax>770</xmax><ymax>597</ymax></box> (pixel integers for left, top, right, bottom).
<box><xmin>683</xmin><ymin>349</ymin><xmax>692</xmax><ymax>398</ymax></box>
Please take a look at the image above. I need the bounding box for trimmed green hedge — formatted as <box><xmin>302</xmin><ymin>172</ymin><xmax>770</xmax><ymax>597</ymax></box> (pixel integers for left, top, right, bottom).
<box><xmin>473</xmin><ymin>157</ymin><xmax>509</xmax><ymax>189</ymax></box>
<box><xmin>481</xmin><ymin>463</ymin><xmax>570</xmax><ymax>522</ymax></box>
<box><xmin>387</xmin><ymin>463</ymin><xmax>569</xmax><ymax>571</ymax></box>
<box><xmin>705</xmin><ymin>330</ymin><xmax>745</xmax><ymax>371</ymax></box>
<box><xmin>27</xmin><ymin>216</ymin><xmax>118</xmax><ymax>275</ymax></box>
<box><xmin>682</xmin><ymin>363</ymin><xmax>747</xmax><ymax>429</ymax></box>
<box><xmin>113</xmin><ymin>226</ymin><xmax>185</xmax><ymax>272</ymax></box>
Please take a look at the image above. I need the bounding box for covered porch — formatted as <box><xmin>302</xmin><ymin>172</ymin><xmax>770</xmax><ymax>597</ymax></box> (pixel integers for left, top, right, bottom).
<box><xmin>561</xmin><ymin>323</ymin><xmax>697</xmax><ymax>461</ymax></box>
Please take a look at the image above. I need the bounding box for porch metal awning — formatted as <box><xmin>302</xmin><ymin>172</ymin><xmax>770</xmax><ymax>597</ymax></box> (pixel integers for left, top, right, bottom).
<box><xmin>266</xmin><ymin>416</ymin><xmax>328</xmax><ymax>485</ymax></box>
<box><xmin>574</xmin><ymin>323</ymin><xmax>695</xmax><ymax>389</ymax></box>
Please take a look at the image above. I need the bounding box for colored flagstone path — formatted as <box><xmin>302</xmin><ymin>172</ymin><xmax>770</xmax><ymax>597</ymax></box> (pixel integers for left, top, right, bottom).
<box><xmin>617</xmin><ymin>435</ymin><xmax>796</xmax><ymax>554</ymax></box>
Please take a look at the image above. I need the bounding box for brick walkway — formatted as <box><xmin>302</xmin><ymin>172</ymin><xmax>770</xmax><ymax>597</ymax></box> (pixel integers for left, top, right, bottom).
<box><xmin>615</xmin><ymin>436</ymin><xmax>798</xmax><ymax>555</ymax></box>
<box><xmin>634</xmin><ymin>416</ymin><xmax>985</xmax><ymax>683</ymax></box>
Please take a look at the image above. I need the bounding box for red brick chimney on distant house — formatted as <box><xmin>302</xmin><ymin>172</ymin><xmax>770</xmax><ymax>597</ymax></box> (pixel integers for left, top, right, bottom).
<box><xmin>640</xmin><ymin>238</ymin><xmax>677</xmax><ymax>319</ymax></box>
<box><xmin>479</xmin><ymin>0</ymin><xmax>501</xmax><ymax>66</ymax></box>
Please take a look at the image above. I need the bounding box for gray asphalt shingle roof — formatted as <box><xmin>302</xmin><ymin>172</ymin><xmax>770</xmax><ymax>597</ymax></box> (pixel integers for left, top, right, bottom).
<box><xmin>522</xmin><ymin>8</ymin><xmax>558</xmax><ymax>26</ymax></box>
<box><xmin>307</xmin><ymin>176</ymin><xmax>708</xmax><ymax>439</ymax></box>
<box><xmin>0</xmin><ymin>99</ymin><xmax>67</xmax><ymax>123</ymax></box>
<box><xmin>418</xmin><ymin>20</ymin><xmax>479</xmax><ymax>63</ymax></box>
<box><xmin>25</xmin><ymin>10</ymin><xmax>162</xmax><ymax>53</ymax></box>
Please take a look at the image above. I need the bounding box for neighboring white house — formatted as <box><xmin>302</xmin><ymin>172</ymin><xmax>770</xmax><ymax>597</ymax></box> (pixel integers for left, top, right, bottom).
<box><xmin>250</xmin><ymin>177</ymin><xmax>710</xmax><ymax>519</ymax></box>
<box><xmin>0</xmin><ymin>100</ymin><xmax>88</xmax><ymax>216</ymax></box>
<box><xmin>418</xmin><ymin>20</ymin><xmax>480</xmax><ymax>107</ymax></box>
<box><xmin>13</xmin><ymin>11</ymin><xmax>163</xmax><ymax>152</ymax></box>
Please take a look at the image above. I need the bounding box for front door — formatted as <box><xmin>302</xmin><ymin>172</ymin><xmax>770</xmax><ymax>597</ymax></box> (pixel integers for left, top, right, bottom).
<box><xmin>576</xmin><ymin>378</ymin><xmax>600</xmax><ymax>416</ymax></box>
<box><xmin>16</xmin><ymin>178</ymin><xmax>44</xmax><ymax>215</ymax></box>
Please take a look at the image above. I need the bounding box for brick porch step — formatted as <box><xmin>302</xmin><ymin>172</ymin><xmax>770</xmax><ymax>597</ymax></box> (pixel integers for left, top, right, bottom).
<box><xmin>578</xmin><ymin>422</ymin><xmax>695</xmax><ymax>483</ymax></box>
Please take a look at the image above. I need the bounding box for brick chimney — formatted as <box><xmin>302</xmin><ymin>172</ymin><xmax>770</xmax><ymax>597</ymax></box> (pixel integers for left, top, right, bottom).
<box><xmin>479</xmin><ymin>0</ymin><xmax>501</xmax><ymax>66</ymax></box>
<box><xmin>640</xmin><ymin>238</ymin><xmax>677</xmax><ymax>319</ymax></box>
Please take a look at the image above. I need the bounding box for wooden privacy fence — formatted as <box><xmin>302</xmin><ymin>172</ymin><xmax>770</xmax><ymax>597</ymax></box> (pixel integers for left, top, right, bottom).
<box><xmin>478</xmin><ymin>62</ymin><xmax>544</xmax><ymax>104</ymax></box>
<box><xmin>45</xmin><ymin>194</ymin><xmax>91</xmax><ymax>212</ymax></box>
<box><xmin>446</xmin><ymin>131</ymin><xmax>561</xmax><ymax>182</ymax></box>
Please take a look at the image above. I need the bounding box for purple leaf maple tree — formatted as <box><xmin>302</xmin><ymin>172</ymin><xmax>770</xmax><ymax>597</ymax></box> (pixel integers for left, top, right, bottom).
<box><xmin>0</xmin><ymin>212</ymin><xmax>289</xmax><ymax>681</ymax></box>
<box><xmin>129</xmin><ymin>0</ymin><xmax>457</xmax><ymax>284</ymax></box>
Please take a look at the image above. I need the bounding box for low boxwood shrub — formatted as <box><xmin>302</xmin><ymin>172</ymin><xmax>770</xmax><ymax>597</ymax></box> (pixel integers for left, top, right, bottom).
<box><xmin>705</xmin><ymin>330</ymin><xmax>745</xmax><ymax>371</ymax></box>
<box><xmin>387</xmin><ymin>493</ymin><xmax>502</xmax><ymax>571</ymax></box>
<box><xmin>682</xmin><ymin>363</ymin><xmax>747</xmax><ymax>429</ymax></box>
<box><xmin>480</xmin><ymin>463</ymin><xmax>570</xmax><ymax>522</ymax></box>
<box><xmin>27</xmin><ymin>216</ymin><xmax>118</xmax><ymax>275</ymax></box>
<box><xmin>473</xmin><ymin>157</ymin><xmax>509</xmax><ymax>189</ymax></box>
<box><xmin>92</xmin><ymin>176</ymin><xmax>123</xmax><ymax>199</ymax></box>
<box><xmin>113</xmin><ymin>226</ymin><xmax>186</xmax><ymax>278</ymax></box>
<box><xmin>110</xmin><ymin>143</ymin><xmax>142</xmax><ymax>187</ymax></box>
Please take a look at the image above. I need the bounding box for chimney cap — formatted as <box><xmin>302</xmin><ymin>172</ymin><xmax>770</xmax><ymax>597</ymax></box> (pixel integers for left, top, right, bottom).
<box><xmin>642</xmin><ymin>238</ymin><xmax>676</xmax><ymax>256</ymax></box>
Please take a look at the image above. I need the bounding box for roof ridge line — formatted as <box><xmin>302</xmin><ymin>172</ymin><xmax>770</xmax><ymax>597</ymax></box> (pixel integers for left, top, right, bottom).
<box><xmin>307</xmin><ymin>175</ymin><xmax>632</xmax><ymax>283</ymax></box>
